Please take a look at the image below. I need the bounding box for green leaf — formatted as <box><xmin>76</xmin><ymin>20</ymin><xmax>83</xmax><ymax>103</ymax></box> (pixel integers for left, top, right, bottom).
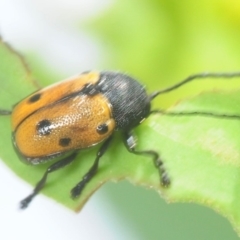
<box><xmin>0</xmin><ymin>38</ymin><xmax>39</xmax><ymax>107</ymax></box>
<box><xmin>148</xmin><ymin>91</ymin><xmax>240</xmax><ymax>234</ymax></box>
<box><xmin>1</xmin><ymin>37</ymin><xmax>240</xmax><ymax>235</ymax></box>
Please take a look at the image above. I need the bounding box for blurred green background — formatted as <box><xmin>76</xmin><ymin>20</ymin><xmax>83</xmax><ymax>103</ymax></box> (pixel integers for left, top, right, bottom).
<box><xmin>3</xmin><ymin>0</ymin><xmax>240</xmax><ymax>239</ymax></box>
<box><xmin>86</xmin><ymin>0</ymin><xmax>240</xmax><ymax>107</ymax></box>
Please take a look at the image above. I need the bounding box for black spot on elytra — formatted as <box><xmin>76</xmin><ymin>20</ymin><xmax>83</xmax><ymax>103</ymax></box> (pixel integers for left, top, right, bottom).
<box><xmin>59</xmin><ymin>138</ymin><xmax>71</xmax><ymax>147</ymax></box>
<box><xmin>28</xmin><ymin>93</ymin><xmax>41</xmax><ymax>103</ymax></box>
<box><xmin>36</xmin><ymin>119</ymin><xmax>52</xmax><ymax>135</ymax></box>
<box><xmin>96</xmin><ymin>123</ymin><xmax>108</xmax><ymax>135</ymax></box>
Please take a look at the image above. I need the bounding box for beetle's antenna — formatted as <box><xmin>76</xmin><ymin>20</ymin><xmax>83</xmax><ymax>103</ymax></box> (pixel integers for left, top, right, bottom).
<box><xmin>149</xmin><ymin>72</ymin><xmax>240</xmax><ymax>100</ymax></box>
<box><xmin>0</xmin><ymin>109</ymin><xmax>11</xmax><ymax>115</ymax></box>
<box><xmin>151</xmin><ymin>109</ymin><xmax>240</xmax><ymax>120</ymax></box>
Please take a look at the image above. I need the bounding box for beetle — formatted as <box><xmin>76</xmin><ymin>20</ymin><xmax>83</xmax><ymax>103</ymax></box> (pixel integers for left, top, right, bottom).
<box><xmin>1</xmin><ymin>70</ymin><xmax>240</xmax><ymax>209</ymax></box>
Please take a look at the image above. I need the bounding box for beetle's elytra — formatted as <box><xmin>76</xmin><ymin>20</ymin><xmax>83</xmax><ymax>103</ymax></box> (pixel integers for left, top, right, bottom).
<box><xmin>1</xmin><ymin>70</ymin><xmax>240</xmax><ymax>209</ymax></box>
<box><xmin>12</xmin><ymin>71</ymin><xmax>150</xmax><ymax>164</ymax></box>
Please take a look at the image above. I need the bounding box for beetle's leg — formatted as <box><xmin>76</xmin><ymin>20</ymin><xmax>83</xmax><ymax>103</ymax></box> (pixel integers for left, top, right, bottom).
<box><xmin>123</xmin><ymin>131</ymin><xmax>170</xmax><ymax>187</ymax></box>
<box><xmin>71</xmin><ymin>136</ymin><xmax>113</xmax><ymax>199</ymax></box>
<box><xmin>20</xmin><ymin>152</ymin><xmax>78</xmax><ymax>209</ymax></box>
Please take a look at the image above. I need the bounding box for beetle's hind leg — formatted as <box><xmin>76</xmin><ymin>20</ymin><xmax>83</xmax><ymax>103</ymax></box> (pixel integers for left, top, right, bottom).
<box><xmin>123</xmin><ymin>131</ymin><xmax>170</xmax><ymax>187</ymax></box>
<box><xmin>71</xmin><ymin>136</ymin><xmax>113</xmax><ymax>199</ymax></box>
<box><xmin>20</xmin><ymin>152</ymin><xmax>77</xmax><ymax>209</ymax></box>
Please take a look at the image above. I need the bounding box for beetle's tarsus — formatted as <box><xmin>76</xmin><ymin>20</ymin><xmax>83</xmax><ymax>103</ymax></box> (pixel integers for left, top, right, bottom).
<box><xmin>161</xmin><ymin>173</ymin><xmax>171</xmax><ymax>187</ymax></box>
<box><xmin>20</xmin><ymin>195</ymin><xmax>33</xmax><ymax>209</ymax></box>
<box><xmin>71</xmin><ymin>183</ymin><xmax>85</xmax><ymax>199</ymax></box>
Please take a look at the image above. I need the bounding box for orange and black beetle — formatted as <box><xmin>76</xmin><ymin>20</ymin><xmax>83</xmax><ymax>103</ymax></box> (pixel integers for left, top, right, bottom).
<box><xmin>1</xmin><ymin>70</ymin><xmax>240</xmax><ymax>208</ymax></box>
